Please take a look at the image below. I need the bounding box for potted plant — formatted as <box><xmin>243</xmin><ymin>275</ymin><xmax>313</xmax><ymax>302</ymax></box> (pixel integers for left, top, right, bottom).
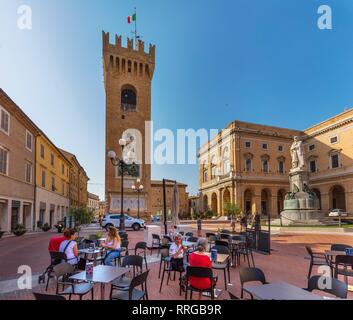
<box><xmin>0</xmin><ymin>228</ymin><xmax>5</xmax><ymax>239</ymax></box>
<box><xmin>42</xmin><ymin>223</ymin><xmax>51</xmax><ymax>232</ymax></box>
<box><xmin>13</xmin><ymin>224</ymin><xmax>27</xmax><ymax>237</ymax></box>
<box><xmin>36</xmin><ymin>221</ymin><xmax>43</xmax><ymax>229</ymax></box>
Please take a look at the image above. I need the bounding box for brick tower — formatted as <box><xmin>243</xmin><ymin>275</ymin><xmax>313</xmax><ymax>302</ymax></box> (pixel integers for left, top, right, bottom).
<box><xmin>103</xmin><ymin>32</ymin><xmax>155</xmax><ymax>217</ymax></box>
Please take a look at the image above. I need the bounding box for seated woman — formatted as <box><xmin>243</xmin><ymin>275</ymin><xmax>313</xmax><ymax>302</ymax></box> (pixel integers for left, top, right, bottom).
<box><xmin>189</xmin><ymin>238</ymin><xmax>216</xmax><ymax>297</ymax></box>
<box><xmin>59</xmin><ymin>228</ymin><xmax>79</xmax><ymax>265</ymax></box>
<box><xmin>169</xmin><ymin>234</ymin><xmax>187</xmax><ymax>272</ymax></box>
<box><xmin>101</xmin><ymin>226</ymin><xmax>121</xmax><ymax>266</ymax></box>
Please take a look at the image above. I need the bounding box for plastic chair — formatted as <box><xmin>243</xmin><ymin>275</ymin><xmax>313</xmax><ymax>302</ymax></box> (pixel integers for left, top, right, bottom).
<box><xmin>239</xmin><ymin>267</ymin><xmax>268</xmax><ymax>299</ymax></box>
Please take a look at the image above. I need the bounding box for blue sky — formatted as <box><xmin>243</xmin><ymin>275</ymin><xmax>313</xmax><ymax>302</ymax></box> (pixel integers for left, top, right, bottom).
<box><xmin>1</xmin><ymin>0</ymin><xmax>353</xmax><ymax>200</ymax></box>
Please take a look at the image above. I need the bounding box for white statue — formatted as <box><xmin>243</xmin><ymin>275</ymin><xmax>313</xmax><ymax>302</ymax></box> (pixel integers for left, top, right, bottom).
<box><xmin>122</xmin><ymin>132</ymin><xmax>137</xmax><ymax>164</ymax></box>
<box><xmin>290</xmin><ymin>136</ymin><xmax>305</xmax><ymax>169</ymax></box>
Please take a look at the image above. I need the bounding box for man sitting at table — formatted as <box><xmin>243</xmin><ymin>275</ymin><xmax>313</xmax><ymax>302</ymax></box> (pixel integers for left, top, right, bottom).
<box><xmin>169</xmin><ymin>234</ymin><xmax>187</xmax><ymax>272</ymax></box>
<box><xmin>188</xmin><ymin>238</ymin><xmax>217</xmax><ymax>298</ymax></box>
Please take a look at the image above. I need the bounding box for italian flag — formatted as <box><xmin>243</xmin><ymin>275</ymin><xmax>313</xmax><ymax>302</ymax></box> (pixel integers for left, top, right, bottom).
<box><xmin>127</xmin><ymin>14</ymin><xmax>136</xmax><ymax>24</ymax></box>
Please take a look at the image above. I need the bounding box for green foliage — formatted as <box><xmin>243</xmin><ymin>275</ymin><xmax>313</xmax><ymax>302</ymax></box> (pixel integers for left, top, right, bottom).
<box><xmin>206</xmin><ymin>210</ymin><xmax>214</xmax><ymax>219</ymax></box>
<box><xmin>224</xmin><ymin>202</ymin><xmax>241</xmax><ymax>218</ymax></box>
<box><xmin>69</xmin><ymin>207</ymin><xmax>94</xmax><ymax>227</ymax></box>
<box><xmin>12</xmin><ymin>224</ymin><xmax>26</xmax><ymax>236</ymax></box>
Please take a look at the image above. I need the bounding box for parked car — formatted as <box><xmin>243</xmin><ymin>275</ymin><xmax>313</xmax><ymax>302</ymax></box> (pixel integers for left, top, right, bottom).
<box><xmin>101</xmin><ymin>214</ymin><xmax>145</xmax><ymax>231</ymax></box>
<box><xmin>329</xmin><ymin>209</ymin><xmax>348</xmax><ymax>217</ymax></box>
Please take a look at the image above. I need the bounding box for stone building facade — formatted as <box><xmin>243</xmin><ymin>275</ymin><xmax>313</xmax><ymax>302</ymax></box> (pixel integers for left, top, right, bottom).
<box><xmin>60</xmin><ymin>149</ymin><xmax>89</xmax><ymax>210</ymax></box>
<box><xmin>199</xmin><ymin>109</ymin><xmax>353</xmax><ymax>217</ymax></box>
<box><xmin>88</xmin><ymin>192</ymin><xmax>100</xmax><ymax>215</ymax></box>
<box><xmin>35</xmin><ymin>134</ymin><xmax>71</xmax><ymax>228</ymax></box>
<box><xmin>103</xmin><ymin>32</ymin><xmax>155</xmax><ymax>216</ymax></box>
<box><xmin>150</xmin><ymin>181</ymin><xmax>189</xmax><ymax>218</ymax></box>
<box><xmin>0</xmin><ymin>89</ymin><xmax>39</xmax><ymax>232</ymax></box>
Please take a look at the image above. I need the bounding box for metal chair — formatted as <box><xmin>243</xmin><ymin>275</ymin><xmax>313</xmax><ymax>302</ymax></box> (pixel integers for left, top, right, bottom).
<box><xmin>185</xmin><ymin>232</ymin><xmax>194</xmax><ymax>237</ymax></box>
<box><xmin>211</xmin><ymin>245</ymin><xmax>231</xmax><ymax>290</ymax></box>
<box><xmin>239</xmin><ymin>267</ymin><xmax>268</xmax><ymax>299</ymax></box>
<box><xmin>228</xmin><ymin>291</ymin><xmax>240</xmax><ymax>300</ymax></box>
<box><xmin>187</xmin><ymin>236</ymin><xmax>199</xmax><ymax>243</ymax></box>
<box><xmin>134</xmin><ymin>242</ymin><xmax>148</xmax><ymax>270</ymax></box>
<box><xmin>150</xmin><ymin>234</ymin><xmax>161</xmax><ymax>256</ymax></box>
<box><xmin>44</xmin><ymin>251</ymin><xmax>68</xmax><ymax>291</ymax></box>
<box><xmin>306</xmin><ymin>275</ymin><xmax>348</xmax><ymax>299</ymax></box>
<box><xmin>158</xmin><ymin>248</ymin><xmax>171</xmax><ymax>279</ymax></box>
<box><xmin>109</xmin><ymin>255</ymin><xmax>144</xmax><ymax>299</ymax></box>
<box><xmin>305</xmin><ymin>246</ymin><xmax>329</xmax><ymax>279</ymax></box>
<box><xmin>334</xmin><ymin>255</ymin><xmax>353</xmax><ymax>285</ymax></box>
<box><xmin>53</xmin><ymin>262</ymin><xmax>94</xmax><ymax>300</ymax></box>
<box><xmin>237</xmin><ymin>237</ymin><xmax>255</xmax><ymax>267</ymax></box>
<box><xmin>185</xmin><ymin>266</ymin><xmax>216</xmax><ymax>300</ymax></box>
<box><xmin>33</xmin><ymin>292</ymin><xmax>66</xmax><ymax>300</ymax></box>
<box><xmin>331</xmin><ymin>244</ymin><xmax>353</xmax><ymax>251</ymax></box>
<box><xmin>111</xmin><ymin>270</ymin><xmax>150</xmax><ymax>301</ymax></box>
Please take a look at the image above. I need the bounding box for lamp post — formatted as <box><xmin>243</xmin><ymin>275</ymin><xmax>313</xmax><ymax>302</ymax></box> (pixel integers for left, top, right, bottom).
<box><xmin>108</xmin><ymin>138</ymin><xmax>131</xmax><ymax>231</ymax></box>
<box><xmin>132</xmin><ymin>179</ymin><xmax>144</xmax><ymax>219</ymax></box>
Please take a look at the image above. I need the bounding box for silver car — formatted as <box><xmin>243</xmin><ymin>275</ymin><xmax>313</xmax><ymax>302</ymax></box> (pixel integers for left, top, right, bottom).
<box><xmin>101</xmin><ymin>214</ymin><xmax>145</xmax><ymax>231</ymax></box>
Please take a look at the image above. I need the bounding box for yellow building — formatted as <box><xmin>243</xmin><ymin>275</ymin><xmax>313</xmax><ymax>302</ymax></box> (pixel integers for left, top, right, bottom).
<box><xmin>35</xmin><ymin>134</ymin><xmax>71</xmax><ymax>228</ymax></box>
<box><xmin>60</xmin><ymin>149</ymin><xmax>89</xmax><ymax>209</ymax></box>
<box><xmin>199</xmin><ymin>109</ymin><xmax>353</xmax><ymax>217</ymax></box>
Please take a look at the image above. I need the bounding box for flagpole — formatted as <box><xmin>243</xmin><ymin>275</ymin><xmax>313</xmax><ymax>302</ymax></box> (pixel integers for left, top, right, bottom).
<box><xmin>134</xmin><ymin>7</ymin><xmax>138</xmax><ymax>49</ymax></box>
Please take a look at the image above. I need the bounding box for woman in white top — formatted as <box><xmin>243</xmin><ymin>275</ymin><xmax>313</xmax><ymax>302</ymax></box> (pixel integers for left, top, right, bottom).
<box><xmin>59</xmin><ymin>228</ymin><xmax>79</xmax><ymax>265</ymax></box>
<box><xmin>169</xmin><ymin>234</ymin><xmax>187</xmax><ymax>272</ymax></box>
<box><xmin>101</xmin><ymin>226</ymin><xmax>121</xmax><ymax>266</ymax></box>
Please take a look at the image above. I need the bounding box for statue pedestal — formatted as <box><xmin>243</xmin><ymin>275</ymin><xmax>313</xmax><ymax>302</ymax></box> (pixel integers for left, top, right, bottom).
<box><xmin>289</xmin><ymin>168</ymin><xmax>309</xmax><ymax>192</ymax></box>
<box><xmin>281</xmin><ymin>167</ymin><xmax>323</xmax><ymax>225</ymax></box>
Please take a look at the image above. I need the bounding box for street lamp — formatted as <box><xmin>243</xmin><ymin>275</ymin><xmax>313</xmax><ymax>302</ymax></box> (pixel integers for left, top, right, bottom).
<box><xmin>132</xmin><ymin>179</ymin><xmax>144</xmax><ymax>219</ymax></box>
<box><xmin>108</xmin><ymin>138</ymin><xmax>128</xmax><ymax>231</ymax></box>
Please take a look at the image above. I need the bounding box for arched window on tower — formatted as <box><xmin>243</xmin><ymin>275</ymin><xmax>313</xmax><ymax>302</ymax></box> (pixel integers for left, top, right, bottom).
<box><xmin>121</xmin><ymin>86</ymin><xmax>137</xmax><ymax>112</ymax></box>
<box><xmin>223</xmin><ymin>147</ymin><xmax>230</xmax><ymax>175</ymax></box>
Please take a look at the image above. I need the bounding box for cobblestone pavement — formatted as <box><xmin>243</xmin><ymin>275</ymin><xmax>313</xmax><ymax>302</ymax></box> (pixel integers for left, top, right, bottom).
<box><xmin>1</xmin><ymin>227</ymin><xmax>353</xmax><ymax>300</ymax></box>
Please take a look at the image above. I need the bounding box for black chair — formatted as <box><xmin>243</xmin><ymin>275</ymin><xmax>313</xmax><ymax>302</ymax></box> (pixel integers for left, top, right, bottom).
<box><xmin>239</xmin><ymin>267</ymin><xmax>268</xmax><ymax>299</ymax></box>
<box><xmin>163</xmin><ymin>235</ymin><xmax>173</xmax><ymax>243</ymax></box>
<box><xmin>150</xmin><ymin>234</ymin><xmax>161</xmax><ymax>256</ymax></box>
<box><xmin>211</xmin><ymin>245</ymin><xmax>231</xmax><ymax>290</ymax></box>
<box><xmin>220</xmin><ymin>229</ymin><xmax>231</xmax><ymax>234</ymax></box>
<box><xmin>305</xmin><ymin>246</ymin><xmax>329</xmax><ymax>279</ymax></box>
<box><xmin>119</xmin><ymin>232</ymin><xmax>128</xmax><ymax>240</ymax></box>
<box><xmin>237</xmin><ymin>237</ymin><xmax>255</xmax><ymax>267</ymax></box>
<box><xmin>179</xmin><ymin>231</ymin><xmax>185</xmax><ymax>236</ymax></box>
<box><xmin>206</xmin><ymin>232</ymin><xmax>216</xmax><ymax>238</ymax></box>
<box><xmin>53</xmin><ymin>263</ymin><xmax>94</xmax><ymax>300</ymax></box>
<box><xmin>185</xmin><ymin>266</ymin><xmax>216</xmax><ymax>300</ymax></box>
<box><xmin>33</xmin><ymin>292</ymin><xmax>66</xmax><ymax>300</ymax></box>
<box><xmin>187</xmin><ymin>236</ymin><xmax>199</xmax><ymax>243</ymax></box>
<box><xmin>44</xmin><ymin>251</ymin><xmax>68</xmax><ymax>291</ymax></box>
<box><xmin>331</xmin><ymin>244</ymin><xmax>353</xmax><ymax>251</ymax></box>
<box><xmin>134</xmin><ymin>242</ymin><xmax>148</xmax><ymax>270</ymax></box>
<box><xmin>334</xmin><ymin>255</ymin><xmax>353</xmax><ymax>285</ymax></box>
<box><xmin>158</xmin><ymin>248</ymin><xmax>171</xmax><ymax>279</ymax></box>
<box><xmin>159</xmin><ymin>253</ymin><xmax>184</xmax><ymax>296</ymax></box>
<box><xmin>109</xmin><ymin>255</ymin><xmax>143</xmax><ymax>299</ymax></box>
<box><xmin>228</xmin><ymin>291</ymin><xmax>240</xmax><ymax>300</ymax></box>
<box><xmin>306</xmin><ymin>275</ymin><xmax>347</xmax><ymax>299</ymax></box>
<box><xmin>185</xmin><ymin>232</ymin><xmax>194</xmax><ymax>237</ymax></box>
<box><xmin>215</xmin><ymin>240</ymin><xmax>229</xmax><ymax>248</ymax></box>
<box><xmin>111</xmin><ymin>270</ymin><xmax>150</xmax><ymax>300</ymax></box>
<box><xmin>220</xmin><ymin>234</ymin><xmax>231</xmax><ymax>241</ymax></box>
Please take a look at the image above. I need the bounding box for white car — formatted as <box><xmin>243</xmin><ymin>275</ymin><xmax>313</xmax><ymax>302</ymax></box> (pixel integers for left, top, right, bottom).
<box><xmin>329</xmin><ymin>209</ymin><xmax>348</xmax><ymax>217</ymax></box>
<box><xmin>101</xmin><ymin>214</ymin><xmax>145</xmax><ymax>231</ymax></box>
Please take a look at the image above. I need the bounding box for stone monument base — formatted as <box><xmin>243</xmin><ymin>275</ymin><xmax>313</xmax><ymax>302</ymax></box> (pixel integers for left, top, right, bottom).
<box><xmin>280</xmin><ymin>210</ymin><xmax>326</xmax><ymax>226</ymax></box>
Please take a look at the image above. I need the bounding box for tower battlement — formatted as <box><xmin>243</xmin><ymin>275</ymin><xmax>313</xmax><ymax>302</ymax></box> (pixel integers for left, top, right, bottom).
<box><xmin>102</xmin><ymin>31</ymin><xmax>155</xmax><ymax>63</ymax></box>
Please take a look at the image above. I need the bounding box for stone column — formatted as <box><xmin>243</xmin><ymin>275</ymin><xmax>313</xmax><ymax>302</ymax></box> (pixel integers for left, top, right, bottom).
<box><xmin>217</xmin><ymin>189</ymin><xmax>223</xmax><ymax>216</ymax></box>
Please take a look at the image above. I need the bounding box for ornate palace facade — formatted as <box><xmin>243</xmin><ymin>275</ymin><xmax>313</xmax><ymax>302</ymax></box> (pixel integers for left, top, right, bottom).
<box><xmin>199</xmin><ymin>108</ymin><xmax>353</xmax><ymax>217</ymax></box>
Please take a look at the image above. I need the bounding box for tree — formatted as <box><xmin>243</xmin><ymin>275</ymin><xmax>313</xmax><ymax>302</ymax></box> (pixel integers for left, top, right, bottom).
<box><xmin>224</xmin><ymin>202</ymin><xmax>241</xmax><ymax>219</ymax></box>
<box><xmin>70</xmin><ymin>207</ymin><xmax>94</xmax><ymax>228</ymax></box>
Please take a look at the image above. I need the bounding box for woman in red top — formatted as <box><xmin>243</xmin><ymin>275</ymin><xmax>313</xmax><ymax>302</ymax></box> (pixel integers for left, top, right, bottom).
<box><xmin>189</xmin><ymin>238</ymin><xmax>215</xmax><ymax>297</ymax></box>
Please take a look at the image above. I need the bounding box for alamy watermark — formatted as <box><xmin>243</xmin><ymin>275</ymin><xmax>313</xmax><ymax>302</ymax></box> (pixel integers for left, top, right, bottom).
<box><xmin>317</xmin><ymin>5</ymin><xmax>332</xmax><ymax>30</ymax></box>
<box><xmin>17</xmin><ymin>5</ymin><xmax>32</xmax><ymax>30</ymax></box>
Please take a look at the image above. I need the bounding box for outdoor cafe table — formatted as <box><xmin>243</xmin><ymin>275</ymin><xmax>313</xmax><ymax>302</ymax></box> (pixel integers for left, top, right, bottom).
<box><xmin>69</xmin><ymin>265</ymin><xmax>128</xmax><ymax>300</ymax></box>
<box><xmin>245</xmin><ymin>282</ymin><xmax>331</xmax><ymax>300</ymax></box>
<box><xmin>205</xmin><ymin>252</ymin><xmax>230</xmax><ymax>264</ymax></box>
<box><xmin>79</xmin><ymin>248</ymin><xmax>106</xmax><ymax>265</ymax></box>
